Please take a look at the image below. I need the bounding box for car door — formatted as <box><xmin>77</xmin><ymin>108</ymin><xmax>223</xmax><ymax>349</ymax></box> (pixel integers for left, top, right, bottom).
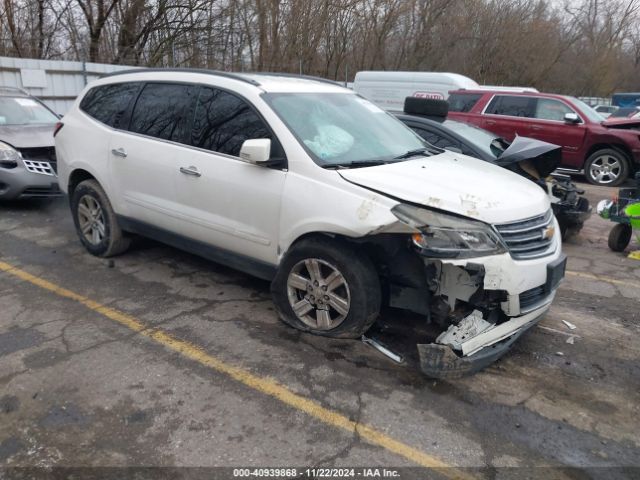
<box><xmin>481</xmin><ymin>95</ymin><xmax>536</xmax><ymax>141</ymax></box>
<box><xmin>173</xmin><ymin>86</ymin><xmax>286</xmax><ymax>265</ymax></box>
<box><xmin>528</xmin><ymin>98</ymin><xmax>587</xmax><ymax>168</ymax></box>
<box><xmin>109</xmin><ymin>82</ymin><xmax>198</xmax><ymax>230</ymax></box>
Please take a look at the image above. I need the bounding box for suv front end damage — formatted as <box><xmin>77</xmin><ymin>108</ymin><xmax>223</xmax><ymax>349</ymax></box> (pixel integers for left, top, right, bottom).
<box><xmin>416</xmin><ymin>250</ymin><xmax>565</xmax><ymax>377</ymax></box>
<box><xmin>360</xmin><ymin>203</ymin><xmax>566</xmax><ymax>378</ymax></box>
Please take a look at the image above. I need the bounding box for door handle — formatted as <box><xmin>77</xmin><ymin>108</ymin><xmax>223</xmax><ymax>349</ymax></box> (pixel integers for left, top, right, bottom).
<box><xmin>531</xmin><ymin>125</ymin><xmax>543</xmax><ymax>131</ymax></box>
<box><xmin>111</xmin><ymin>148</ymin><xmax>127</xmax><ymax>158</ymax></box>
<box><xmin>179</xmin><ymin>166</ymin><xmax>201</xmax><ymax>177</ymax></box>
<box><xmin>485</xmin><ymin>120</ymin><xmax>496</xmax><ymax>125</ymax></box>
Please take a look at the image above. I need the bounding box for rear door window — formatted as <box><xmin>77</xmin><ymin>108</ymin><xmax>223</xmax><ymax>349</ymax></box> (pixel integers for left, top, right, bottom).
<box><xmin>448</xmin><ymin>93</ymin><xmax>482</xmax><ymax>113</ymax></box>
<box><xmin>190</xmin><ymin>87</ymin><xmax>273</xmax><ymax>157</ymax></box>
<box><xmin>80</xmin><ymin>82</ymin><xmax>139</xmax><ymax>128</ymax></box>
<box><xmin>129</xmin><ymin>83</ymin><xmax>198</xmax><ymax>142</ymax></box>
<box><xmin>485</xmin><ymin>95</ymin><xmax>535</xmax><ymax>118</ymax></box>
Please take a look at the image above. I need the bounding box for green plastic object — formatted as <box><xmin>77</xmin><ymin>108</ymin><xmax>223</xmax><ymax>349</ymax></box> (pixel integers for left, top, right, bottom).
<box><xmin>625</xmin><ymin>203</ymin><xmax>640</xmax><ymax>229</ymax></box>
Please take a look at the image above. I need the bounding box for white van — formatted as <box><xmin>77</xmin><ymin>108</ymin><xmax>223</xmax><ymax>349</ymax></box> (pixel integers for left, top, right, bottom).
<box><xmin>353</xmin><ymin>71</ymin><xmax>479</xmax><ymax>110</ymax></box>
<box><xmin>55</xmin><ymin>69</ymin><xmax>565</xmax><ymax>377</ymax></box>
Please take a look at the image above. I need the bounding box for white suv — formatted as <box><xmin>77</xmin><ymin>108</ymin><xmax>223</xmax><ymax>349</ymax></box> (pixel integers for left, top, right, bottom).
<box><xmin>55</xmin><ymin>69</ymin><xmax>566</xmax><ymax>377</ymax></box>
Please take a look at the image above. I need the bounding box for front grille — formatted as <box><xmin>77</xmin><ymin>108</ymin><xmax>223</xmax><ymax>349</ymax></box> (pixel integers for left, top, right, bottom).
<box><xmin>22</xmin><ymin>159</ymin><xmax>56</xmax><ymax>176</ymax></box>
<box><xmin>18</xmin><ymin>147</ymin><xmax>57</xmax><ymax>173</ymax></box>
<box><xmin>519</xmin><ymin>285</ymin><xmax>546</xmax><ymax>311</ymax></box>
<box><xmin>494</xmin><ymin>210</ymin><xmax>555</xmax><ymax>260</ymax></box>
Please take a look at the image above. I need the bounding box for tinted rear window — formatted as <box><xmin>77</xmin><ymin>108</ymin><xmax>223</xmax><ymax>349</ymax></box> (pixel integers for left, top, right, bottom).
<box><xmin>485</xmin><ymin>95</ymin><xmax>535</xmax><ymax>118</ymax></box>
<box><xmin>190</xmin><ymin>87</ymin><xmax>272</xmax><ymax>157</ymax></box>
<box><xmin>80</xmin><ymin>83</ymin><xmax>139</xmax><ymax>128</ymax></box>
<box><xmin>129</xmin><ymin>83</ymin><xmax>198</xmax><ymax>142</ymax></box>
<box><xmin>448</xmin><ymin>93</ymin><xmax>482</xmax><ymax>113</ymax></box>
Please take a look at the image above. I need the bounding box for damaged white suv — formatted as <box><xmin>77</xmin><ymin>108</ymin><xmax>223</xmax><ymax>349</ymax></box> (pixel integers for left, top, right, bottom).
<box><xmin>55</xmin><ymin>70</ymin><xmax>566</xmax><ymax>377</ymax></box>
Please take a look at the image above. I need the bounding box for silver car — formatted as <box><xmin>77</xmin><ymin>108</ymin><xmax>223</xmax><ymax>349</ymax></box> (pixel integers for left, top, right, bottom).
<box><xmin>0</xmin><ymin>87</ymin><xmax>62</xmax><ymax>199</ymax></box>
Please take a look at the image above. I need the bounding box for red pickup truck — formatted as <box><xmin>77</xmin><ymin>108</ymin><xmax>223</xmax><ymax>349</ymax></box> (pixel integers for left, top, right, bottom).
<box><xmin>447</xmin><ymin>89</ymin><xmax>640</xmax><ymax>186</ymax></box>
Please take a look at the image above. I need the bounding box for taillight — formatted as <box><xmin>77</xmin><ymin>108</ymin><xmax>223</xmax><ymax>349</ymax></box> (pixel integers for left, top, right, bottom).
<box><xmin>53</xmin><ymin>122</ymin><xmax>64</xmax><ymax>137</ymax></box>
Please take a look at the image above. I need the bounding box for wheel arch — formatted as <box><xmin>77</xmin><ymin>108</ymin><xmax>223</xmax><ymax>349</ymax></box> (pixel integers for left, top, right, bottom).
<box><xmin>585</xmin><ymin>143</ymin><xmax>632</xmax><ymax>165</ymax></box>
<box><xmin>279</xmin><ymin>230</ymin><xmax>432</xmax><ymax>316</ymax></box>
<box><xmin>68</xmin><ymin>168</ymin><xmax>98</xmax><ymax>197</ymax></box>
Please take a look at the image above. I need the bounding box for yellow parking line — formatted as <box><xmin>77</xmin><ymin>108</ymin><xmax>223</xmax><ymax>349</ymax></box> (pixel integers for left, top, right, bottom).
<box><xmin>0</xmin><ymin>260</ymin><xmax>472</xmax><ymax>480</ymax></box>
<box><xmin>565</xmin><ymin>270</ymin><xmax>639</xmax><ymax>289</ymax></box>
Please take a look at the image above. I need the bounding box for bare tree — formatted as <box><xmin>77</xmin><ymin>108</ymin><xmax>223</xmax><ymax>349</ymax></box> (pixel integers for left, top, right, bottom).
<box><xmin>1</xmin><ymin>0</ymin><xmax>640</xmax><ymax>96</ymax></box>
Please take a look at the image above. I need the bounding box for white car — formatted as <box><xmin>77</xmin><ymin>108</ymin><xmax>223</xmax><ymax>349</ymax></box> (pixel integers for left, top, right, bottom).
<box><xmin>55</xmin><ymin>70</ymin><xmax>566</xmax><ymax>377</ymax></box>
<box><xmin>593</xmin><ymin>105</ymin><xmax>618</xmax><ymax>118</ymax></box>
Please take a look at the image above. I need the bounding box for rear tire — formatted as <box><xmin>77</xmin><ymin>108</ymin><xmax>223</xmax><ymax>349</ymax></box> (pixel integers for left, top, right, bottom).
<box><xmin>71</xmin><ymin>179</ymin><xmax>130</xmax><ymax>257</ymax></box>
<box><xmin>608</xmin><ymin>223</ymin><xmax>632</xmax><ymax>252</ymax></box>
<box><xmin>271</xmin><ymin>237</ymin><xmax>381</xmax><ymax>338</ymax></box>
<box><xmin>585</xmin><ymin>149</ymin><xmax>629</xmax><ymax>186</ymax></box>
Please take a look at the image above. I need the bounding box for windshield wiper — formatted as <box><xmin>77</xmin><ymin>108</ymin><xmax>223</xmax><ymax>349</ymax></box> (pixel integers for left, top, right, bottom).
<box><xmin>324</xmin><ymin>159</ymin><xmax>392</xmax><ymax>169</ymax></box>
<box><xmin>393</xmin><ymin>147</ymin><xmax>432</xmax><ymax>160</ymax></box>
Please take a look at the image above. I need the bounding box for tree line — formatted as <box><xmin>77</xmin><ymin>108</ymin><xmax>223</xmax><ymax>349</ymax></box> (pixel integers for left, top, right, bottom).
<box><xmin>1</xmin><ymin>0</ymin><xmax>639</xmax><ymax>97</ymax></box>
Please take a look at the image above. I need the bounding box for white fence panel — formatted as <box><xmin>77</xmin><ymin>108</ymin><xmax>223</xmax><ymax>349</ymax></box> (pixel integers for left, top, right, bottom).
<box><xmin>0</xmin><ymin>56</ymin><xmax>141</xmax><ymax>113</ymax></box>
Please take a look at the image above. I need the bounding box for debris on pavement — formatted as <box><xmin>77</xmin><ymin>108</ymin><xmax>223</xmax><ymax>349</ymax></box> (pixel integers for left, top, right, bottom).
<box><xmin>628</xmin><ymin>251</ymin><xmax>640</xmax><ymax>260</ymax></box>
<box><xmin>562</xmin><ymin>320</ymin><xmax>577</xmax><ymax>330</ymax></box>
<box><xmin>362</xmin><ymin>336</ymin><xmax>404</xmax><ymax>364</ymax></box>
<box><xmin>566</xmin><ymin>336</ymin><xmax>575</xmax><ymax>345</ymax></box>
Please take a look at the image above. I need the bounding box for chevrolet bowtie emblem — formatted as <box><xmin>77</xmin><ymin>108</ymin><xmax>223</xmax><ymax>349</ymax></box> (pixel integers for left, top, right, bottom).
<box><xmin>542</xmin><ymin>225</ymin><xmax>555</xmax><ymax>240</ymax></box>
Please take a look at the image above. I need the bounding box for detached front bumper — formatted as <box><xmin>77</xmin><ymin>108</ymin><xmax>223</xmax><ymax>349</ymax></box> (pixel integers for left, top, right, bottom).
<box><xmin>418</xmin><ymin>302</ymin><xmax>550</xmax><ymax>378</ymax></box>
<box><xmin>0</xmin><ymin>161</ymin><xmax>62</xmax><ymax>200</ymax></box>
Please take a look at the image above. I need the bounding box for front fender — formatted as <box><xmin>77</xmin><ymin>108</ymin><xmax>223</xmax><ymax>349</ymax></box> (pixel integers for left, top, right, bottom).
<box><xmin>277</xmin><ymin>172</ymin><xmax>400</xmax><ymax>261</ymax></box>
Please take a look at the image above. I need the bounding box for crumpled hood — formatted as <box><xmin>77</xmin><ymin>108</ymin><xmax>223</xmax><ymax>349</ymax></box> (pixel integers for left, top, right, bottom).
<box><xmin>339</xmin><ymin>152</ymin><xmax>550</xmax><ymax>225</ymax></box>
<box><xmin>0</xmin><ymin>124</ymin><xmax>55</xmax><ymax>149</ymax></box>
<box><xmin>495</xmin><ymin>136</ymin><xmax>562</xmax><ymax>178</ymax></box>
<box><xmin>601</xmin><ymin>118</ymin><xmax>640</xmax><ymax>130</ymax></box>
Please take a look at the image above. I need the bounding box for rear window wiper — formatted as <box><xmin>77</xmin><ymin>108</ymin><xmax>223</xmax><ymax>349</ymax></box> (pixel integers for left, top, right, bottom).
<box><xmin>393</xmin><ymin>147</ymin><xmax>434</xmax><ymax>160</ymax></box>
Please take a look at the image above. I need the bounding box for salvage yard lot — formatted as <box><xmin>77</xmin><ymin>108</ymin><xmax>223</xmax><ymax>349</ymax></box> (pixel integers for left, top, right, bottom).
<box><xmin>0</xmin><ymin>183</ymin><xmax>639</xmax><ymax>477</ymax></box>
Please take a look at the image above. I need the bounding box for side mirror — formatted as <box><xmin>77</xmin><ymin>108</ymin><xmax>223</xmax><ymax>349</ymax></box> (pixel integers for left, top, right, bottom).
<box><xmin>564</xmin><ymin>112</ymin><xmax>580</xmax><ymax>124</ymax></box>
<box><xmin>239</xmin><ymin>139</ymin><xmax>271</xmax><ymax>165</ymax></box>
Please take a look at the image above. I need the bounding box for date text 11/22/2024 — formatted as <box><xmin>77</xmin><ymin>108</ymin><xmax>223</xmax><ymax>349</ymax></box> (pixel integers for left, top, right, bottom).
<box><xmin>232</xmin><ymin>468</ymin><xmax>401</xmax><ymax>478</ymax></box>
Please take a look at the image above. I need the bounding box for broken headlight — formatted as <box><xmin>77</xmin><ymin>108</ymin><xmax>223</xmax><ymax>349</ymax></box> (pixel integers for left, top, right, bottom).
<box><xmin>0</xmin><ymin>141</ymin><xmax>21</xmax><ymax>169</ymax></box>
<box><xmin>391</xmin><ymin>204</ymin><xmax>506</xmax><ymax>258</ymax></box>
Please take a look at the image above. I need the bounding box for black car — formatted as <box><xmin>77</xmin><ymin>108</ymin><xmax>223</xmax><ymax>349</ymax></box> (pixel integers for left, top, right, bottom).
<box><xmin>396</xmin><ymin>98</ymin><xmax>592</xmax><ymax>239</ymax></box>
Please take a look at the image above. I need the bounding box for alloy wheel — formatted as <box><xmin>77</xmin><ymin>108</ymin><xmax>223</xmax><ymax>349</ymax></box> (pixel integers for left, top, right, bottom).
<box><xmin>77</xmin><ymin>195</ymin><xmax>106</xmax><ymax>245</ymax></box>
<box><xmin>589</xmin><ymin>155</ymin><xmax>621</xmax><ymax>185</ymax></box>
<box><xmin>286</xmin><ymin>258</ymin><xmax>351</xmax><ymax>330</ymax></box>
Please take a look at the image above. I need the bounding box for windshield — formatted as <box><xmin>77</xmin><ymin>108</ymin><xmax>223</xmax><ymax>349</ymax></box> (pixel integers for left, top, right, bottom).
<box><xmin>567</xmin><ymin>96</ymin><xmax>605</xmax><ymax>123</ymax></box>
<box><xmin>0</xmin><ymin>97</ymin><xmax>58</xmax><ymax>125</ymax></box>
<box><xmin>265</xmin><ymin>92</ymin><xmax>427</xmax><ymax>166</ymax></box>
<box><xmin>442</xmin><ymin>120</ymin><xmax>507</xmax><ymax>158</ymax></box>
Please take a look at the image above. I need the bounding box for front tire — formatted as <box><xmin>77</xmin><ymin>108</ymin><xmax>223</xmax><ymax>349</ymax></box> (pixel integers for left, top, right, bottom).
<box><xmin>608</xmin><ymin>223</ymin><xmax>632</xmax><ymax>252</ymax></box>
<box><xmin>71</xmin><ymin>179</ymin><xmax>130</xmax><ymax>257</ymax></box>
<box><xmin>271</xmin><ymin>237</ymin><xmax>381</xmax><ymax>338</ymax></box>
<box><xmin>585</xmin><ymin>149</ymin><xmax>629</xmax><ymax>186</ymax></box>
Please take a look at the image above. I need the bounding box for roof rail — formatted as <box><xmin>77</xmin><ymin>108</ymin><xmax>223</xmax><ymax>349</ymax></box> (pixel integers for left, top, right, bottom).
<box><xmin>248</xmin><ymin>72</ymin><xmax>341</xmax><ymax>86</ymax></box>
<box><xmin>0</xmin><ymin>86</ymin><xmax>30</xmax><ymax>96</ymax></box>
<box><xmin>100</xmin><ymin>68</ymin><xmax>261</xmax><ymax>86</ymax></box>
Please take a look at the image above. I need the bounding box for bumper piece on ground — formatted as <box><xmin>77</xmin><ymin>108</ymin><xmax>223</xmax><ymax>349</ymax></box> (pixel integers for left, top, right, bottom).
<box><xmin>417</xmin><ymin>320</ymin><xmax>537</xmax><ymax>378</ymax></box>
<box><xmin>417</xmin><ymin>305</ymin><xmax>549</xmax><ymax>378</ymax></box>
